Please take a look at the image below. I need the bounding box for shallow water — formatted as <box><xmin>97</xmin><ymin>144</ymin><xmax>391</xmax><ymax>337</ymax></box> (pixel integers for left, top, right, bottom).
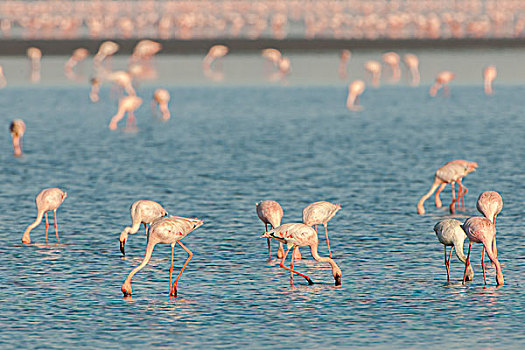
<box><xmin>0</xmin><ymin>54</ymin><xmax>525</xmax><ymax>349</ymax></box>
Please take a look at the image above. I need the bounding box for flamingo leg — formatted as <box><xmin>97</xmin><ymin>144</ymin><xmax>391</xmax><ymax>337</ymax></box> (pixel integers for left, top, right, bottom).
<box><xmin>168</xmin><ymin>243</ymin><xmax>175</xmax><ymax>295</ymax></box>
<box><xmin>290</xmin><ymin>247</ymin><xmax>295</xmax><ymax>286</ymax></box>
<box><xmin>434</xmin><ymin>183</ymin><xmax>447</xmax><ymax>208</ymax></box>
<box><xmin>444</xmin><ymin>245</ymin><xmax>450</xmax><ymax>281</ymax></box>
<box><xmin>45</xmin><ymin>212</ymin><xmax>49</xmax><ymax>242</ymax></box>
<box><xmin>267</xmin><ymin>238</ymin><xmax>272</xmax><ymax>259</ymax></box>
<box><xmin>481</xmin><ymin>246</ymin><xmax>487</xmax><ymax>285</ymax></box>
<box><xmin>170</xmin><ymin>241</ymin><xmax>193</xmax><ymax>297</ymax></box>
<box><xmin>144</xmin><ymin>223</ymin><xmax>147</xmax><ymax>234</ymax></box>
<box><xmin>279</xmin><ymin>246</ymin><xmax>314</xmax><ymax>285</ymax></box>
<box><xmin>449</xmin><ymin>182</ymin><xmax>457</xmax><ymax>214</ymax></box>
<box><xmin>324</xmin><ymin>224</ymin><xmax>332</xmax><ymax>258</ymax></box>
<box><xmin>492</xmin><ymin>237</ymin><xmax>497</xmax><ymax>259</ymax></box>
<box><xmin>463</xmin><ymin>241</ymin><xmax>472</xmax><ymax>285</ymax></box>
<box><xmin>54</xmin><ymin>209</ymin><xmax>59</xmax><ymax>243</ymax></box>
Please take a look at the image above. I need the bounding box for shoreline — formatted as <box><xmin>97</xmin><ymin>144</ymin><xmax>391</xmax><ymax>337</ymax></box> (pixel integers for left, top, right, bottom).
<box><xmin>2</xmin><ymin>38</ymin><xmax>525</xmax><ymax>55</ymax></box>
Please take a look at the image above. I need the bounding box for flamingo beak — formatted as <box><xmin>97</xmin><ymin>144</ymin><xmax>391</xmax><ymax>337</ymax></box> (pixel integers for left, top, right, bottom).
<box><xmin>120</xmin><ymin>240</ymin><xmax>126</xmax><ymax>256</ymax></box>
<box><xmin>335</xmin><ymin>275</ymin><xmax>342</xmax><ymax>286</ymax></box>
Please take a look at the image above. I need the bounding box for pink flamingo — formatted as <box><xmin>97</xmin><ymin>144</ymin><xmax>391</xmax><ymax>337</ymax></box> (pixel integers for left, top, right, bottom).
<box><xmin>302</xmin><ymin>201</ymin><xmax>341</xmax><ymax>258</ymax></box>
<box><xmin>90</xmin><ymin>77</ymin><xmax>100</xmax><ymax>102</ymax></box>
<box><xmin>346</xmin><ymin>80</ymin><xmax>365</xmax><ymax>111</ymax></box>
<box><xmin>94</xmin><ymin>41</ymin><xmax>119</xmax><ymax>70</ymax></box>
<box><xmin>477</xmin><ymin>191</ymin><xmax>503</xmax><ymax>258</ymax></box>
<box><xmin>107</xmin><ymin>70</ymin><xmax>136</xmax><ymax>96</ymax></box>
<box><xmin>364</xmin><ymin>60</ymin><xmax>381</xmax><ymax>87</ymax></box>
<box><xmin>152</xmin><ymin>88</ymin><xmax>171</xmax><ymax>121</ymax></box>
<box><xmin>203</xmin><ymin>44</ymin><xmax>229</xmax><ymax>70</ymax></box>
<box><xmin>261</xmin><ymin>48</ymin><xmax>282</xmax><ymax>67</ymax></box>
<box><xmin>109</xmin><ymin>95</ymin><xmax>143</xmax><ymax>130</ymax></box>
<box><xmin>429</xmin><ymin>71</ymin><xmax>455</xmax><ymax>97</ymax></box>
<box><xmin>121</xmin><ymin>216</ymin><xmax>203</xmax><ymax>297</ymax></box>
<box><xmin>27</xmin><ymin>47</ymin><xmax>41</xmax><ymax>83</ymax></box>
<box><xmin>9</xmin><ymin>119</ymin><xmax>26</xmax><ymax>157</ymax></box>
<box><xmin>434</xmin><ymin>219</ymin><xmax>474</xmax><ymax>282</ymax></box>
<box><xmin>338</xmin><ymin>49</ymin><xmax>351</xmax><ymax>79</ymax></box>
<box><xmin>22</xmin><ymin>188</ymin><xmax>67</xmax><ymax>244</ymax></box>
<box><xmin>382</xmin><ymin>52</ymin><xmax>401</xmax><ymax>83</ymax></box>
<box><xmin>403</xmin><ymin>54</ymin><xmax>420</xmax><ymax>86</ymax></box>
<box><xmin>131</xmin><ymin>39</ymin><xmax>162</xmax><ymax>62</ymax></box>
<box><xmin>417</xmin><ymin>160</ymin><xmax>478</xmax><ymax>215</ymax></box>
<box><xmin>119</xmin><ymin>200</ymin><xmax>169</xmax><ymax>256</ymax></box>
<box><xmin>256</xmin><ymin>200</ymin><xmax>286</xmax><ymax>259</ymax></box>
<box><xmin>462</xmin><ymin>217</ymin><xmax>504</xmax><ymax>286</ymax></box>
<box><xmin>65</xmin><ymin>48</ymin><xmax>89</xmax><ymax>80</ymax></box>
<box><xmin>483</xmin><ymin>65</ymin><xmax>497</xmax><ymax>95</ymax></box>
<box><xmin>261</xmin><ymin>223</ymin><xmax>342</xmax><ymax>286</ymax></box>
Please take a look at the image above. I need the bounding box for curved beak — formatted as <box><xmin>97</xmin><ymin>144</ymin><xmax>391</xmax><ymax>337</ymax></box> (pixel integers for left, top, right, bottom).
<box><xmin>120</xmin><ymin>240</ymin><xmax>126</xmax><ymax>256</ymax></box>
<box><xmin>335</xmin><ymin>275</ymin><xmax>342</xmax><ymax>286</ymax></box>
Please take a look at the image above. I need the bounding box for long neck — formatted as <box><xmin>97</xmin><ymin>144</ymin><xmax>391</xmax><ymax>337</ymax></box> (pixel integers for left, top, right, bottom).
<box><xmin>417</xmin><ymin>180</ymin><xmax>440</xmax><ymax>214</ymax></box>
<box><xmin>22</xmin><ymin>210</ymin><xmax>44</xmax><ymax>241</ymax></box>
<box><xmin>124</xmin><ymin>240</ymin><xmax>156</xmax><ymax>285</ymax></box>
<box><xmin>453</xmin><ymin>238</ymin><xmax>474</xmax><ymax>279</ymax></box>
<box><xmin>309</xmin><ymin>243</ymin><xmax>340</xmax><ymax>276</ymax></box>
<box><xmin>483</xmin><ymin>241</ymin><xmax>504</xmax><ymax>286</ymax></box>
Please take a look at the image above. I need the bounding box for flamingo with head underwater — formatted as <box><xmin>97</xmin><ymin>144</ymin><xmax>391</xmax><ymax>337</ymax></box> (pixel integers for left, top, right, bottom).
<box><xmin>22</xmin><ymin>188</ymin><xmax>67</xmax><ymax>244</ymax></box>
<box><xmin>302</xmin><ymin>201</ymin><xmax>342</xmax><ymax>258</ymax></box>
<box><xmin>476</xmin><ymin>191</ymin><xmax>503</xmax><ymax>258</ymax></box>
<box><xmin>434</xmin><ymin>219</ymin><xmax>474</xmax><ymax>282</ymax></box>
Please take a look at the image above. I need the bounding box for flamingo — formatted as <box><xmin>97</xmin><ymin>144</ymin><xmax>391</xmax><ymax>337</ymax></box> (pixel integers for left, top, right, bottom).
<box><xmin>121</xmin><ymin>216</ymin><xmax>203</xmax><ymax>297</ymax></box>
<box><xmin>338</xmin><ymin>49</ymin><xmax>351</xmax><ymax>79</ymax></box>
<box><xmin>483</xmin><ymin>65</ymin><xmax>497</xmax><ymax>95</ymax></box>
<box><xmin>382</xmin><ymin>52</ymin><xmax>401</xmax><ymax>83</ymax></box>
<box><xmin>132</xmin><ymin>40</ymin><xmax>162</xmax><ymax>62</ymax></box>
<box><xmin>22</xmin><ymin>188</ymin><xmax>67</xmax><ymax>244</ymax></box>
<box><xmin>462</xmin><ymin>217</ymin><xmax>504</xmax><ymax>286</ymax></box>
<box><xmin>107</xmin><ymin>70</ymin><xmax>136</xmax><ymax>96</ymax></box>
<box><xmin>90</xmin><ymin>77</ymin><xmax>100</xmax><ymax>102</ymax></box>
<box><xmin>0</xmin><ymin>65</ymin><xmax>7</xmax><ymax>88</ymax></box>
<box><xmin>109</xmin><ymin>95</ymin><xmax>143</xmax><ymax>130</ymax></box>
<box><xmin>429</xmin><ymin>71</ymin><xmax>455</xmax><ymax>97</ymax></box>
<box><xmin>364</xmin><ymin>60</ymin><xmax>381</xmax><ymax>87</ymax></box>
<box><xmin>203</xmin><ymin>44</ymin><xmax>229</xmax><ymax>70</ymax></box>
<box><xmin>256</xmin><ymin>200</ymin><xmax>287</xmax><ymax>259</ymax></box>
<box><xmin>346</xmin><ymin>80</ymin><xmax>365</xmax><ymax>111</ymax></box>
<box><xmin>94</xmin><ymin>41</ymin><xmax>119</xmax><ymax>69</ymax></box>
<box><xmin>64</xmin><ymin>48</ymin><xmax>89</xmax><ymax>80</ymax></box>
<box><xmin>152</xmin><ymin>88</ymin><xmax>171</xmax><ymax>120</ymax></box>
<box><xmin>403</xmin><ymin>53</ymin><xmax>420</xmax><ymax>86</ymax></box>
<box><xmin>302</xmin><ymin>201</ymin><xmax>341</xmax><ymax>258</ymax></box>
<box><xmin>261</xmin><ymin>48</ymin><xmax>282</xmax><ymax>67</ymax></box>
<box><xmin>261</xmin><ymin>223</ymin><xmax>342</xmax><ymax>286</ymax></box>
<box><xmin>119</xmin><ymin>200</ymin><xmax>169</xmax><ymax>256</ymax></box>
<box><xmin>434</xmin><ymin>219</ymin><xmax>474</xmax><ymax>282</ymax></box>
<box><xmin>26</xmin><ymin>47</ymin><xmax>41</xmax><ymax>83</ymax></box>
<box><xmin>477</xmin><ymin>191</ymin><xmax>502</xmax><ymax>258</ymax></box>
<box><xmin>9</xmin><ymin>119</ymin><xmax>26</xmax><ymax>157</ymax></box>
<box><xmin>417</xmin><ymin>160</ymin><xmax>478</xmax><ymax>215</ymax></box>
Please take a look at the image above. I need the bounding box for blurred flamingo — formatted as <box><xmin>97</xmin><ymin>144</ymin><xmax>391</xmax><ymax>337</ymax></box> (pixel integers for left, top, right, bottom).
<box><xmin>109</xmin><ymin>95</ymin><xmax>143</xmax><ymax>130</ymax></box>
<box><xmin>429</xmin><ymin>71</ymin><xmax>455</xmax><ymax>97</ymax></box>
<box><xmin>403</xmin><ymin>54</ymin><xmax>420</xmax><ymax>86</ymax></box>
<box><xmin>152</xmin><ymin>88</ymin><xmax>171</xmax><ymax>120</ymax></box>
<box><xmin>483</xmin><ymin>65</ymin><xmax>497</xmax><ymax>95</ymax></box>
<box><xmin>9</xmin><ymin>119</ymin><xmax>26</xmax><ymax>157</ymax></box>
<box><xmin>346</xmin><ymin>80</ymin><xmax>365</xmax><ymax>111</ymax></box>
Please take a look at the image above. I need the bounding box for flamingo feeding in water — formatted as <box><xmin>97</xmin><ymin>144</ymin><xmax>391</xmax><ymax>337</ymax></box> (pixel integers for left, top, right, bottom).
<box><xmin>417</xmin><ymin>160</ymin><xmax>478</xmax><ymax>215</ymax></box>
<box><xmin>27</xmin><ymin>47</ymin><xmax>42</xmax><ymax>83</ymax></box>
<box><xmin>109</xmin><ymin>95</ymin><xmax>143</xmax><ymax>130</ymax></box>
<box><xmin>302</xmin><ymin>201</ymin><xmax>342</xmax><ymax>258</ymax></box>
<box><xmin>346</xmin><ymin>80</ymin><xmax>365</xmax><ymax>111</ymax></box>
<box><xmin>382</xmin><ymin>52</ymin><xmax>401</xmax><ymax>83</ymax></box>
<box><xmin>256</xmin><ymin>200</ymin><xmax>288</xmax><ymax>259</ymax></box>
<box><xmin>119</xmin><ymin>200</ymin><xmax>168</xmax><ymax>256</ymax></box>
<box><xmin>403</xmin><ymin>53</ymin><xmax>420</xmax><ymax>86</ymax></box>
<box><xmin>483</xmin><ymin>65</ymin><xmax>497</xmax><ymax>95</ymax></box>
<box><xmin>338</xmin><ymin>49</ymin><xmax>351</xmax><ymax>79</ymax></box>
<box><xmin>477</xmin><ymin>191</ymin><xmax>503</xmax><ymax>258</ymax></box>
<box><xmin>429</xmin><ymin>71</ymin><xmax>455</xmax><ymax>97</ymax></box>
<box><xmin>121</xmin><ymin>215</ymin><xmax>203</xmax><ymax>297</ymax></box>
<box><xmin>462</xmin><ymin>217</ymin><xmax>504</xmax><ymax>286</ymax></box>
<box><xmin>261</xmin><ymin>223</ymin><xmax>342</xmax><ymax>286</ymax></box>
<box><xmin>9</xmin><ymin>119</ymin><xmax>26</xmax><ymax>157</ymax></box>
<box><xmin>152</xmin><ymin>88</ymin><xmax>171</xmax><ymax>121</ymax></box>
<box><xmin>364</xmin><ymin>60</ymin><xmax>381</xmax><ymax>87</ymax></box>
<box><xmin>434</xmin><ymin>219</ymin><xmax>474</xmax><ymax>282</ymax></box>
<box><xmin>22</xmin><ymin>188</ymin><xmax>67</xmax><ymax>244</ymax></box>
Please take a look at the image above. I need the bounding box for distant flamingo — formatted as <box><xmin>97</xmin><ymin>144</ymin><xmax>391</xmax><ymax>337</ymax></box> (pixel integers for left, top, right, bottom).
<box><xmin>338</xmin><ymin>49</ymin><xmax>351</xmax><ymax>79</ymax></box>
<box><xmin>261</xmin><ymin>48</ymin><xmax>282</xmax><ymax>67</ymax></box>
<box><xmin>403</xmin><ymin>53</ymin><xmax>420</xmax><ymax>86</ymax></box>
<box><xmin>364</xmin><ymin>60</ymin><xmax>381</xmax><ymax>87</ymax></box>
<box><xmin>477</xmin><ymin>191</ymin><xmax>502</xmax><ymax>258</ymax></box>
<box><xmin>22</xmin><ymin>188</ymin><xmax>67</xmax><ymax>244</ymax></box>
<box><xmin>417</xmin><ymin>160</ymin><xmax>478</xmax><ymax>215</ymax></box>
<box><xmin>462</xmin><ymin>217</ymin><xmax>504</xmax><ymax>286</ymax></box>
<box><xmin>382</xmin><ymin>52</ymin><xmax>401</xmax><ymax>83</ymax></box>
<box><xmin>203</xmin><ymin>44</ymin><xmax>229</xmax><ymax>70</ymax></box>
<box><xmin>132</xmin><ymin>40</ymin><xmax>162</xmax><ymax>62</ymax></box>
<box><xmin>9</xmin><ymin>119</ymin><xmax>26</xmax><ymax>157</ymax></box>
<box><xmin>152</xmin><ymin>88</ymin><xmax>171</xmax><ymax>120</ymax></box>
<box><xmin>483</xmin><ymin>65</ymin><xmax>497</xmax><ymax>95</ymax></box>
<box><xmin>107</xmin><ymin>70</ymin><xmax>136</xmax><ymax>96</ymax></box>
<box><xmin>65</xmin><ymin>48</ymin><xmax>89</xmax><ymax>80</ymax></box>
<box><xmin>429</xmin><ymin>71</ymin><xmax>455</xmax><ymax>97</ymax></box>
<box><xmin>346</xmin><ymin>80</ymin><xmax>365</xmax><ymax>111</ymax></box>
<box><xmin>27</xmin><ymin>47</ymin><xmax>41</xmax><ymax>83</ymax></box>
<box><xmin>434</xmin><ymin>219</ymin><xmax>474</xmax><ymax>282</ymax></box>
<box><xmin>261</xmin><ymin>223</ymin><xmax>342</xmax><ymax>286</ymax></box>
<box><xmin>109</xmin><ymin>95</ymin><xmax>143</xmax><ymax>130</ymax></box>
<box><xmin>119</xmin><ymin>200</ymin><xmax>168</xmax><ymax>256</ymax></box>
<box><xmin>0</xmin><ymin>65</ymin><xmax>7</xmax><ymax>88</ymax></box>
<box><xmin>121</xmin><ymin>216</ymin><xmax>203</xmax><ymax>297</ymax></box>
<box><xmin>89</xmin><ymin>77</ymin><xmax>100</xmax><ymax>102</ymax></box>
<box><xmin>94</xmin><ymin>41</ymin><xmax>119</xmax><ymax>69</ymax></box>
<box><xmin>303</xmin><ymin>201</ymin><xmax>341</xmax><ymax>258</ymax></box>
<box><xmin>256</xmin><ymin>200</ymin><xmax>286</xmax><ymax>259</ymax></box>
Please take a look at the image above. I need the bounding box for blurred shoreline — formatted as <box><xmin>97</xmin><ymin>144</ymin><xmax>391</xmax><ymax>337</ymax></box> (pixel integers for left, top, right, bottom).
<box><xmin>2</xmin><ymin>38</ymin><xmax>525</xmax><ymax>56</ymax></box>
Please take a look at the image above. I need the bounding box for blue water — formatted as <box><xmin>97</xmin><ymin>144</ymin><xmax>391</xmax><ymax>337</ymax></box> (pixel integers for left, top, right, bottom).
<box><xmin>1</xmin><ymin>81</ymin><xmax>524</xmax><ymax>349</ymax></box>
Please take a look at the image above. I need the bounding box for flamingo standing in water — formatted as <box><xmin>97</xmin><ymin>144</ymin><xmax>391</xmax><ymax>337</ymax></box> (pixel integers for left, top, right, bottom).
<box><xmin>121</xmin><ymin>215</ymin><xmax>203</xmax><ymax>297</ymax></box>
<box><xmin>256</xmin><ymin>200</ymin><xmax>287</xmax><ymax>259</ymax></box>
<box><xmin>94</xmin><ymin>41</ymin><xmax>119</xmax><ymax>70</ymax></box>
<box><xmin>462</xmin><ymin>217</ymin><xmax>504</xmax><ymax>286</ymax></box>
<box><xmin>403</xmin><ymin>53</ymin><xmax>420</xmax><ymax>86</ymax></box>
<box><xmin>65</xmin><ymin>48</ymin><xmax>89</xmax><ymax>80</ymax></box>
<box><xmin>152</xmin><ymin>88</ymin><xmax>171</xmax><ymax>120</ymax></box>
<box><xmin>434</xmin><ymin>219</ymin><xmax>474</xmax><ymax>282</ymax></box>
<box><xmin>203</xmin><ymin>45</ymin><xmax>229</xmax><ymax>81</ymax></box>
<box><xmin>303</xmin><ymin>201</ymin><xmax>341</xmax><ymax>258</ymax></box>
<box><xmin>9</xmin><ymin>119</ymin><xmax>26</xmax><ymax>157</ymax></box>
<box><xmin>346</xmin><ymin>80</ymin><xmax>365</xmax><ymax>111</ymax></box>
<box><xmin>22</xmin><ymin>188</ymin><xmax>67</xmax><ymax>244</ymax></box>
<box><xmin>417</xmin><ymin>160</ymin><xmax>478</xmax><ymax>215</ymax></box>
<box><xmin>477</xmin><ymin>191</ymin><xmax>503</xmax><ymax>258</ymax></box>
<box><xmin>27</xmin><ymin>47</ymin><xmax>41</xmax><ymax>83</ymax></box>
<box><xmin>382</xmin><ymin>52</ymin><xmax>401</xmax><ymax>83</ymax></box>
<box><xmin>261</xmin><ymin>48</ymin><xmax>282</xmax><ymax>67</ymax></box>
<box><xmin>261</xmin><ymin>223</ymin><xmax>342</xmax><ymax>286</ymax></box>
<box><xmin>90</xmin><ymin>77</ymin><xmax>101</xmax><ymax>102</ymax></box>
<box><xmin>338</xmin><ymin>49</ymin><xmax>351</xmax><ymax>79</ymax></box>
<box><xmin>119</xmin><ymin>200</ymin><xmax>168</xmax><ymax>256</ymax></box>
<box><xmin>429</xmin><ymin>71</ymin><xmax>455</xmax><ymax>97</ymax></box>
<box><xmin>109</xmin><ymin>95</ymin><xmax>143</xmax><ymax>130</ymax></box>
<box><xmin>364</xmin><ymin>60</ymin><xmax>381</xmax><ymax>87</ymax></box>
<box><xmin>483</xmin><ymin>65</ymin><xmax>497</xmax><ymax>95</ymax></box>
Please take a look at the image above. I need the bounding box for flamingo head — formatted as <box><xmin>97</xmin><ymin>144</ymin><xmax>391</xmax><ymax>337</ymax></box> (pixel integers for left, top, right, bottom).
<box><xmin>119</xmin><ymin>231</ymin><xmax>128</xmax><ymax>255</ymax></box>
<box><xmin>333</xmin><ymin>267</ymin><xmax>342</xmax><ymax>286</ymax></box>
<box><xmin>192</xmin><ymin>219</ymin><xmax>204</xmax><ymax>230</ymax></box>
<box><xmin>121</xmin><ymin>282</ymin><xmax>132</xmax><ymax>297</ymax></box>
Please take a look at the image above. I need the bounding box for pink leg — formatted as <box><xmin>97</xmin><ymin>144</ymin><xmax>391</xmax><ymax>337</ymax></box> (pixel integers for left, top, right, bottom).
<box><xmin>168</xmin><ymin>244</ymin><xmax>175</xmax><ymax>295</ymax></box>
<box><xmin>463</xmin><ymin>241</ymin><xmax>472</xmax><ymax>285</ymax></box>
<box><xmin>54</xmin><ymin>209</ymin><xmax>59</xmax><ymax>242</ymax></box>
<box><xmin>290</xmin><ymin>247</ymin><xmax>295</xmax><ymax>286</ymax></box>
<box><xmin>279</xmin><ymin>247</ymin><xmax>314</xmax><ymax>285</ymax></box>
<box><xmin>267</xmin><ymin>238</ymin><xmax>272</xmax><ymax>259</ymax></box>
<box><xmin>324</xmin><ymin>224</ymin><xmax>332</xmax><ymax>258</ymax></box>
<box><xmin>170</xmin><ymin>241</ymin><xmax>193</xmax><ymax>297</ymax></box>
<box><xmin>481</xmin><ymin>246</ymin><xmax>487</xmax><ymax>285</ymax></box>
<box><xmin>45</xmin><ymin>212</ymin><xmax>49</xmax><ymax>242</ymax></box>
<box><xmin>144</xmin><ymin>223</ymin><xmax>147</xmax><ymax>234</ymax></box>
<box><xmin>434</xmin><ymin>183</ymin><xmax>447</xmax><ymax>208</ymax></box>
<box><xmin>449</xmin><ymin>182</ymin><xmax>457</xmax><ymax>214</ymax></box>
